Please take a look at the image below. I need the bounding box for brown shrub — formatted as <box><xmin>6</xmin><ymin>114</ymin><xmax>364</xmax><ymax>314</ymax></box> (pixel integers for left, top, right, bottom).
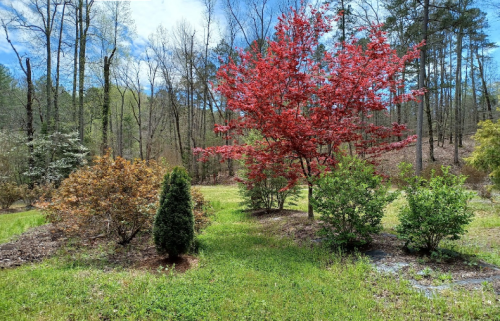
<box><xmin>20</xmin><ymin>184</ymin><xmax>54</xmax><ymax>208</ymax></box>
<box><xmin>43</xmin><ymin>154</ymin><xmax>165</xmax><ymax>245</ymax></box>
<box><xmin>191</xmin><ymin>186</ymin><xmax>212</xmax><ymax>232</ymax></box>
<box><xmin>0</xmin><ymin>182</ymin><xmax>21</xmax><ymax>209</ymax></box>
<box><xmin>460</xmin><ymin>165</ymin><xmax>488</xmax><ymax>186</ymax></box>
<box><xmin>476</xmin><ymin>184</ymin><xmax>492</xmax><ymax>200</ymax></box>
<box><xmin>421</xmin><ymin>163</ymin><xmax>445</xmax><ymax>181</ymax></box>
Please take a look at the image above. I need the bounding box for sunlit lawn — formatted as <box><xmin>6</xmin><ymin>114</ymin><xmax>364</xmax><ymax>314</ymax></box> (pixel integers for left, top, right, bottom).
<box><xmin>0</xmin><ymin>186</ymin><xmax>498</xmax><ymax>320</ymax></box>
<box><xmin>0</xmin><ymin>210</ymin><xmax>46</xmax><ymax>244</ymax></box>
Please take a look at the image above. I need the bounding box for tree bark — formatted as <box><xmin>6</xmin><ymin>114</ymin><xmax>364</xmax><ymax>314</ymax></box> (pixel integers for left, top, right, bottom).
<box><xmin>416</xmin><ymin>0</ymin><xmax>429</xmax><ymax>175</ymax></box>
<box><xmin>26</xmin><ymin>58</ymin><xmax>34</xmax><ymax>188</ymax></box>
<box><xmin>454</xmin><ymin>30</ymin><xmax>463</xmax><ymax>165</ymax></box>
<box><xmin>102</xmin><ymin>48</ymin><xmax>116</xmax><ymax>154</ymax></box>
<box><xmin>476</xmin><ymin>49</ymin><xmax>493</xmax><ymax>120</ymax></box>
<box><xmin>45</xmin><ymin>0</ymin><xmax>53</xmax><ymax>132</ymax></box>
<box><xmin>54</xmin><ymin>2</ymin><xmax>67</xmax><ymax>133</ymax></box>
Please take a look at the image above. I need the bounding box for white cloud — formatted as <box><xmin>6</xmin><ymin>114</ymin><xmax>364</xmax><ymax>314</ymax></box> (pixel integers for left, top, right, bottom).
<box><xmin>130</xmin><ymin>0</ymin><xmax>207</xmax><ymax>42</ymax></box>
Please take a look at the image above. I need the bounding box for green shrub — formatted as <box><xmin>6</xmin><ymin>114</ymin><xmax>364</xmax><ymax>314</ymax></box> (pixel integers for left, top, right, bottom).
<box><xmin>0</xmin><ymin>182</ymin><xmax>21</xmax><ymax>209</ymax></box>
<box><xmin>237</xmin><ymin>130</ymin><xmax>300</xmax><ymax>212</ymax></box>
<box><xmin>313</xmin><ymin>155</ymin><xmax>396</xmax><ymax>248</ymax></box>
<box><xmin>466</xmin><ymin>116</ymin><xmax>500</xmax><ymax>190</ymax></box>
<box><xmin>238</xmin><ymin>172</ymin><xmax>300</xmax><ymax>212</ymax></box>
<box><xmin>396</xmin><ymin>163</ymin><xmax>474</xmax><ymax>252</ymax></box>
<box><xmin>153</xmin><ymin>167</ymin><xmax>194</xmax><ymax>258</ymax></box>
<box><xmin>25</xmin><ymin>131</ymin><xmax>88</xmax><ymax>186</ymax></box>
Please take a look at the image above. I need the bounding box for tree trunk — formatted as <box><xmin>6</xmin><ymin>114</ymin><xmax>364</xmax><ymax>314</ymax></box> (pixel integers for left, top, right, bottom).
<box><xmin>72</xmin><ymin>7</ymin><xmax>79</xmax><ymax>126</ymax></box>
<box><xmin>26</xmin><ymin>58</ymin><xmax>34</xmax><ymax>188</ymax></box>
<box><xmin>416</xmin><ymin>0</ymin><xmax>429</xmax><ymax>175</ymax></box>
<box><xmin>470</xmin><ymin>42</ymin><xmax>478</xmax><ymax>127</ymax></box>
<box><xmin>476</xmin><ymin>49</ymin><xmax>493</xmax><ymax>120</ymax></box>
<box><xmin>439</xmin><ymin>45</ymin><xmax>445</xmax><ymax>146</ymax></box>
<box><xmin>78</xmin><ymin>0</ymin><xmax>91</xmax><ymax>142</ymax></box>
<box><xmin>45</xmin><ymin>0</ymin><xmax>52</xmax><ymax>132</ymax></box>
<box><xmin>102</xmin><ymin>48</ymin><xmax>116</xmax><ymax>154</ymax></box>
<box><xmin>307</xmin><ymin>183</ymin><xmax>314</xmax><ymax>219</ymax></box>
<box><xmin>425</xmin><ymin>50</ymin><xmax>435</xmax><ymax>162</ymax></box>
<box><xmin>454</xmin><ymin>30</ymin><xmax>463</xmax><ymax>165</ymax></box>
<box><xmin>54</xmin><ymin>2</ymin><xmax>66</xmax><ymax>133</ymax></box>
<box><xmin>396</xmin><ymin>70</ymin><xmax>405</xmax><ymax>142</ymax></box>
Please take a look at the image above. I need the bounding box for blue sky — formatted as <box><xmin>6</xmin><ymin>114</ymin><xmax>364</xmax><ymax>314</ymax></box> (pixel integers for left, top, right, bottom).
<box><xmin>1</xmin><ymin>0</ymin><xmax>499</xmax><ymax>80</ymax></box>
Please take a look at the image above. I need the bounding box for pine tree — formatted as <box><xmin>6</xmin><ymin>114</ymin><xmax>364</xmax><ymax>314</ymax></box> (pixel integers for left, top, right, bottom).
<box><xmin>153</xmin><ymin>167</ymin><xmax>194</xmax><ymax>258</ymax></box>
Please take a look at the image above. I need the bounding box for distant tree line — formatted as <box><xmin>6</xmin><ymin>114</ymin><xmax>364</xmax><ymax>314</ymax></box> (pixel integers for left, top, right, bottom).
<box><xmin>0</xmin><ymin>0</ymin><xmax>498</xmax><ymax>184</ymax></box>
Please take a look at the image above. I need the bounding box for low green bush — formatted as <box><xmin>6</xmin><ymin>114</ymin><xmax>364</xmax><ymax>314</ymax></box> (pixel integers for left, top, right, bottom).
<box><xmin>396</xmin><ymin>163</ymin><xmax>474</xmax><ymax>251</ymax></box>
<box><xmin>313</xmin><ymin>155</ymin><xmax>396</xmax><ymax>248</ymax></box>
<box><xmin>466</xmin><ymin>116</ymin><xmax>500</xmax><ymax>190</ymax></box>
<box><xmin>238</xmin><ymin>172</ymin><xmax>300</xmax><ymax>212</ymax></box>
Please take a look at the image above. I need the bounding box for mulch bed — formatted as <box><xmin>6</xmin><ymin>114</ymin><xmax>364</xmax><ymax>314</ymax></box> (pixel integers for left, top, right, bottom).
<box><xmin>0</xmin><ymin>224</ymin><xmax>65</xmax><ymax>268</ymax></box>
<box><xmin>0</xmin><ymin>224</ymin><xmax>197</xmax><ymax>274</ymax></box>
<box><xmin>255</xmin><ymin>209</ymin><xmax>500</xmax><ymax>296</ymax></box>
<box><xmin>0</xmin><ymin>207</ymin><xmax>29</xmax><ymax>215</ymax></box>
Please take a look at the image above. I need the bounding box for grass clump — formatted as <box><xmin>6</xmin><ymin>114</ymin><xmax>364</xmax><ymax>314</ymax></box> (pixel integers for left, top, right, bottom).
<box><xmin>0</xmin><ymin>210</ymin><xmax>45</xmax><ymax>244</ymax></box>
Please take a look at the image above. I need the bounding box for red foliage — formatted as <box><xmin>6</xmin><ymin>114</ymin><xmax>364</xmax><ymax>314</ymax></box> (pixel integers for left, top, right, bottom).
<box><xmin>195</xmin><ymin>5</ymin><xmax>423</xmax><ymax>206</ymax></box>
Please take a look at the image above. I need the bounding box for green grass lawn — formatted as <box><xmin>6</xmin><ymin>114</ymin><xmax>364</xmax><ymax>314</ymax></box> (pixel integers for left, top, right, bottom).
<box><xmin>0</xmin><ymin>210</ymin><xmax>46</xmax><ymax>244</ymax></box>
<box><xmin>0</xmin><ymin>186</ymin><xmax>498</xmax><ymax>320</ymax></box>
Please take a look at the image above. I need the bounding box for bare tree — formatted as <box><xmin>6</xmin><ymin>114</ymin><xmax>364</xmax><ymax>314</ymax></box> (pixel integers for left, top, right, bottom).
<box><xmin>2</xmin><ymin>21</ymin><xmax>35</xmax><ymax>186</ymax></box>
<box><xmin>78</xmin><ymin>0</ymin><xmax>94</xmax><ymax>142</ymax></box>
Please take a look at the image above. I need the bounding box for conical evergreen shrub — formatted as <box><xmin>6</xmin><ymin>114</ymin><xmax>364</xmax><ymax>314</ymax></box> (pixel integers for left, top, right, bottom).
<box><xmin>153</xmin><ymin>167</ymin><xmax>194</xmax><ymax>258</ymax></box>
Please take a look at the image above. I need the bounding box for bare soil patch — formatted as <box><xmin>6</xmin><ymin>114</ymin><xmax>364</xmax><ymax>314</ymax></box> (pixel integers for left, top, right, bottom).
<box><xmin>0</xmin><ymin>207</ymin><xmax>29</xmax><ymax>215</ymax></box>
<box><xmin>0</xmin><ymin>224</ymin><xmax>64</xmax><ymax>268</ymax></box>
<box><xmin>0</xmin><ymin>225</ymin><xmax>197</xmax><ymax>274</ymax></box>
<box><xmin>138</xmin><ymin>254</ymin><xmax>199</xmax><ymax>274</ymax></box>
<box><xmin>69</xmin><ymin>232</ymin><xmax>199</xmax><ymax>274</ymax></box>
<box><xmin>255</xmin><ymin>209</ymin><xmax>500</xmax><ymax>296</ymax></box>
<box><xmin>376</xmin><ymin>136</ymin><xmax>476</xmax><ymax>177</ymax></box>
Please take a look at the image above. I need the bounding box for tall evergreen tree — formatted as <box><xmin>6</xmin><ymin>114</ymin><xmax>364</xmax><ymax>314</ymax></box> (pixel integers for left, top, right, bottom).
<box><xmin>153</xmin><ymin>167</ymin><xmax>194</xmax><ymax>259</ymax></box>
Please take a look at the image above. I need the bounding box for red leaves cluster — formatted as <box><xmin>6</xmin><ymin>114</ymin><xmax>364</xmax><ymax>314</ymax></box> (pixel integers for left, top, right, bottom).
<box><xmin>196</xmin><ymin>5</ymin><xmax>423</xmax><ymax>186</ymax></box>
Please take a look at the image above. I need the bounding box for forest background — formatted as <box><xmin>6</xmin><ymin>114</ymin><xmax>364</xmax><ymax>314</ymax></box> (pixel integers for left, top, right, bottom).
<box><xmin>0</xmin><ymin>0</ymin><xmax>499</xmax><ymax>185</ymax></box>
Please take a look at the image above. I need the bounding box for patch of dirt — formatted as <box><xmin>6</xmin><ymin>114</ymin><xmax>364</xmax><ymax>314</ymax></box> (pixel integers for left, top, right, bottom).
<box><xmin>255</xmin><ymin>209</ymin><xmax>322</xmax><ymax>244</ymax></box>
<box><xmin>376</xmin><ymin>136</ymin><xmax>476</xmax><ymax>177</ymax></box>
<box><xmin>138</xmin><ymin>255</ymin><xmax>199</xmax><ymax>274</ymax></box>
<box><xmin>0</xmin><ymin>224</ymin><xmax>65</xmax><ymax>268</ymax></box>
<box><xmin>367</xmin><ymin>233</ymin><xmax>500</xmax><ymax>295</ymax></box>
<box><xmin>255</xmin><ymin>209</ymin><xmax>500</xmax><ymax>296</ymax></box>
<box><xmin>0</xmin><ymin>207</ymin><xmax>29</xmax><ymax>215</ymax></box>
<box><xmin>0</xmin><ymin>224</ymin><xmax>197</xmax><ymax>274</ymax></box>
<box><xmin>71</xmin><ymin>232</ymin><xmax>199</xmax><ymax>274</ymax></box>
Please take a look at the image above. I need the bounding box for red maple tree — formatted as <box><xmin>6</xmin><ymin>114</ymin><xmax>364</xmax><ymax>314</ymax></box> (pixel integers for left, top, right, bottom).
<box><xmin>196</xmin><ymin>5</ymin><xmax>423</xmax><ymax>218</ymax></box>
